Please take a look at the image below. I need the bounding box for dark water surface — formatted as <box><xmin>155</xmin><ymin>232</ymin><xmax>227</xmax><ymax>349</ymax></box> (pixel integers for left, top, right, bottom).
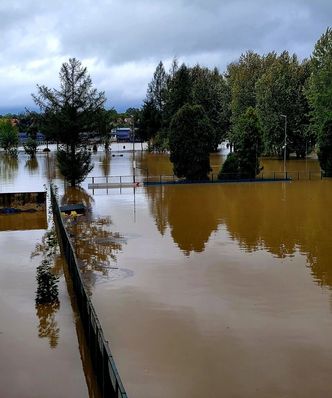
<box><xmin>0</xmin><ymin>149</ymin><xmax>98</xmax><ymax>398</ymax></box>
<box><xmin>2</xmin><ymin>147</ymin><xmax>332</xmax><ymax>398</ymax></box>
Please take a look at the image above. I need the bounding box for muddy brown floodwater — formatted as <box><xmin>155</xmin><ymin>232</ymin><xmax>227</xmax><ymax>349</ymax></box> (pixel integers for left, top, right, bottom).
<box><xmin>0</xmin><ymin>149</ymin><xmax>100</xmax><ymax>398</ymax></box>
<box><xmin>75</xmin><ymin>151</ymin><xmax>332</xmax><ymax>398</ymax></box>
<box><xmin>2</xmin><ymin>147</ymin><xmax>332</xmax><ymax>398</ymax></box>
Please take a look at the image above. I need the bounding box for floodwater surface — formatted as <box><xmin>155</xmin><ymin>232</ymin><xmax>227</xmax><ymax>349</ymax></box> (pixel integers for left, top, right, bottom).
<box><xmin>2</xmin><ymin>147</ymin><xmax>332</xmax><ymax>398</ymax></box>
<box><xmin>0</xmin><ymin>149</ymin><xmax>100</xmax><ymax>398</ymax></box>
<box><xmin>66</xmin><ymin>150</ymin><xmax>332</xmax><ymax>398</ymax></box>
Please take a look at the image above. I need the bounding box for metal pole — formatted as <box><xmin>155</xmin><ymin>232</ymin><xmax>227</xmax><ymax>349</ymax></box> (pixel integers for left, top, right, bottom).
<box><xmin>132</xmin><ymin>118</ymin><xmax>136</xmax><ymax>184</ymax></box>
<box><xmin>281</xmin><ymin>115</ymin><xmax>287</xmax><ymax>179</ymax></box>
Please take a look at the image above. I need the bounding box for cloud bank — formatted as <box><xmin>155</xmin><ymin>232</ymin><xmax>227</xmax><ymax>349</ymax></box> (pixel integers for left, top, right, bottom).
<box><xmin>0</xmin><ymin>0</ymin><xmax>331</xmax><ymax>113</ymax></box>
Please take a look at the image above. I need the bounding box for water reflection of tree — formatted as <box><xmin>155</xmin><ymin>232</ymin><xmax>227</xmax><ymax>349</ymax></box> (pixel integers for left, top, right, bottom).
<box><xmin>36</xmin><ymin>302</ymin><xmax>60</xmax><ymax>348</ymax></box>
<box><xmin>99</xmin><ymin>153</ymin><xmax>111</xmax><ymax>177</ymax></box>
<box><xmin>146</xmin><ymin>181</ymin><xmax>332</xmax><ymax>288</ymax></box>
<box><xmin>32</xmin><ymin>225</ymin><xmax>61</xmax><ymax>348</ymax></box>
<box><xmin>146</xmin><ymin>186</ymin><xmax>168</xmax><ymax>235</ymax></box>
<box><xmin>65</xmin><ymin>215</ymin><xmax>125</xmax><ymax>294</ymax></box>
<box><xmin>25</xmin><ymin>157</ymin><xmax>39</xmax><ymax>172</ymax></box>
<box><xmin>61</xmin><ymin>186</ymin><xmax>95</xmax><ymax>212</ymax></box>
<box><xmin>44</xmin><ymin>153</ymin><xmax>57</xmax><ymax>181</ymax></box>
<box><xmin>0</xmin><ymin>153</ymin><xmax>18</xmax><ymax>182</ymax></box>
<box><xmin>60</xmin><ymin>186</ymin><xmax>125</xmax><ymax>292</ymax></box>
<box><xmin>147</xmin><ymin>185</ymin><xmax>220</xmax><ymax>255</ymax></box>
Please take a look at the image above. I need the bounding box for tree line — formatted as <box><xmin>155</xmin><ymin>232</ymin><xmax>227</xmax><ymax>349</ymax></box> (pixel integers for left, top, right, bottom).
<box><xmin>0</xmin><ymin>27</ymin><xmax>332</xmax><ymax>184</ymax></box>
<box><xmin>139</xmin><ymin>27</ymin><xmax>332</xmax><ymax>179</ymax></box>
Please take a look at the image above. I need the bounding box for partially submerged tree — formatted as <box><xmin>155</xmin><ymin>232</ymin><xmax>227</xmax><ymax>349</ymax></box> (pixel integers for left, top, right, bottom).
<box><xmin>169</xmin><ymin>104</ymin><xmax>212</xmax><ymax>180</ymax></box>
<box><xmin>33</xmin><ymin>58</ymin><xmax>106</xmax><ymax>186</ymax></box>
<box><xmin>0</xmin><ymin>119</ymin><xmax>18</xmax><ymax>155</ymax></box>
<box><xmin>220</xmin><ymin>107</ymin><xmax>262</xmax><ymax>179</ymax></box>
<box><xmin>318</xmin><ymin>119</ymin><xmax>332</xmax><ymax>176</ymax></box>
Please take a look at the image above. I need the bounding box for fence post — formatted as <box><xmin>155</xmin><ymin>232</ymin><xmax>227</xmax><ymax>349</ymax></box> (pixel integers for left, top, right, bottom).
<box><xmin>160</xmin><ymin>175</ymin><xmax>162</xmax><ymax>184</ymax></box>
<box><xmin>273</xmin><ymin>171</ymin><xmax>276</xmax><ymax>180</ymax></box>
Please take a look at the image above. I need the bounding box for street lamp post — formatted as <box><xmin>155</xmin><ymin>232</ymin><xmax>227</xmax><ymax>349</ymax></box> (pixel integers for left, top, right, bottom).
<box><xmin>281</xmin><ymin>114</ymin><xmax>287</xmax><ymax>179</ymax></box>
<box><xmin>132</xmin><ymin>118</ymin><xmax>136</xmax><ymax>184</ymax></box>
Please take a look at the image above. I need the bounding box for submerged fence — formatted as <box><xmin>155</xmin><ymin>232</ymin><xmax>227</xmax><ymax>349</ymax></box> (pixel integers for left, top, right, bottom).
<box><xmin>50</xmin><ymin>185</ymin><xmax>128</xmax><ymax>398</ymax></box>
<box><xmin>87</xmin><ymin>170</ymin><xmax>323</xmax><ymax>189</ymax></box>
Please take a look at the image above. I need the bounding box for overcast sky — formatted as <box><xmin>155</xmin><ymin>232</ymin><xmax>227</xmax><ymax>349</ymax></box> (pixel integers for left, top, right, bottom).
<box><xmin>0</xmin><ymin>0</ymin><xmax>331</xmax><ymax>114</ymax></box>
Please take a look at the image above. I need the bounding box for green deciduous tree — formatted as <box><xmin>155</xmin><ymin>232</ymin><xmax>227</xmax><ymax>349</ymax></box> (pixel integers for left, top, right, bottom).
<box><xmin>191</xmin><ymin>66</ymin><xmax>231</xmax><ymax>151</ymax></box>
<box><xmin>256</xmin><ymin>52</ymin><xmax>311</xmax><ymax>157</ymax></box>
<box><xmin>0</xmin><ymin>119</ymin><xmax>18</xmax><ymax>155</ymax></box>
<box><xmin>220</xmin><ymin>107</ymin><xmax>262</xmax><ymax>179</ymax></box>
<box><xmin>306</xmin><ymin>27</ymin><xmax>332</xmax><ymax>172</ymax></box>
<box><xmin>33</xmin><ymin>58</ymin><xmax>106</xmax><ymax>186</ymax></box>
<box><xmin>169</xmin><ymin>104</ymin><xmax>212</xmax><ymax>180</ymax></box>
<box><xmin>164</xmin><ymin>63</ymin><xmax>192</xmax><ymax>128</ymax></box>
<box><xmin>227</xmin><ymin>51</ymin><xmax>263</xmax><ymax>137</ymax></box>
<box><xmin>306</xmin><ymin>27</ymin><xmax>332</xmax><ymax>136</ymax></box>
<box><xmin>318</xmin><ymin>119</ymin><xmax>332</xmax><ymax>176</ymax></box>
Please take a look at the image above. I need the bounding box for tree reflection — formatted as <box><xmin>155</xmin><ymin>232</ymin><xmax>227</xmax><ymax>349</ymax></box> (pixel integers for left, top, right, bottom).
<box><xmin>36</xmin><ymin>302</ymin><xmax>60</xmax><ymax>348</ymax></box>
<box><xmin>146</xmin><ymin>181</ymin><xmax>332</xmax><ymax>288</ymax></box>
<box><xmin>0</xmin><ymin>153</ymin><xmax>18</xmax><ymax>182</ymax></box>
<box><xmin>61</xmin><ymin>186</ymin><xmax>95</xmax><ymax>212</ymax></box>
<box><xmin>32</xmin><ymin>224</ymin><xmax>61</xmax><ymax>348</ymax></box>
<box><xmin>61</xmin><ymin>187</ymin><xmax>125</xmax><ymax>293</ymax></box>
<box><xmin>43</xmin><ymin>153</ymin><xmax>57</xmax><ymax>181</ymax></box>
<box><xmin>64</xmin><ymin>214</ymin><xmax>125</xmax><ymax>294</ymax></box>
<box><xmin>99</xmin><ymin>153</ymin><xmax>111</xmax><ymax>177</ymax></box>
<box><xmin>25</xmin><ymin>157</ymin><xmax>39</xmax><ymax>172</ymax></box>
<box><xmin>147</xmin><ymin>185</ymin><xmax>219</xmax><ymax>255</ymax></box>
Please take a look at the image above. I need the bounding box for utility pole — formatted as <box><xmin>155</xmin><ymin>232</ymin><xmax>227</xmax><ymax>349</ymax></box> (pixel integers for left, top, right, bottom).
<box><xmin>281</xmin><ymin>115</ymin><xmax>287</xmax><ymax>179</ymax></box>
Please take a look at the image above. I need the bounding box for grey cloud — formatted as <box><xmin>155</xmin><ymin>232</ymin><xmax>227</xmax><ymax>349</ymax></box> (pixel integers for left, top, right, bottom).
<box><xmin>0</xmin><ymin>0</ymin><xmax>332</xmax><ymax>112</ymax></box>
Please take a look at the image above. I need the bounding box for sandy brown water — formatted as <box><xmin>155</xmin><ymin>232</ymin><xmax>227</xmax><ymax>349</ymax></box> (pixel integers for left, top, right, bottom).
<box><xmin>2</xmin><ymin>147</ymin><xmax>332</xmax><ymax>398</ymax></box>
<box><xmin>64</xmin><ymin>150</ymin><xmax>332</xmax><ymax>398</ymax></box>
<box><xmin>0</xmin><ymin>149</ymin><xmax>99</xmax><ymax>398</ymax></box>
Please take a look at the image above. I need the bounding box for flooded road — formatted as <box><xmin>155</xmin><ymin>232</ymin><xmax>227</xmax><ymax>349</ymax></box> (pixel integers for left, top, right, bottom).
<box><xmin>2</xmin><ymin>147</ymin><xmax>332</xmax><ymax>397</ymax></box>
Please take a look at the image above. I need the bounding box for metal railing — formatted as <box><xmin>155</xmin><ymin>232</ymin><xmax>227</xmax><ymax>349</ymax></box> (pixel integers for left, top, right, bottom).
<box><xmin>87</xmin><ymin>170</ymin><xmax>324</xmax><ymax>189</ymax></box>
<box><xmin>50</xmin><ymin>184</ymin><xmax>128</xmax><ymax>398</ymax></box>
